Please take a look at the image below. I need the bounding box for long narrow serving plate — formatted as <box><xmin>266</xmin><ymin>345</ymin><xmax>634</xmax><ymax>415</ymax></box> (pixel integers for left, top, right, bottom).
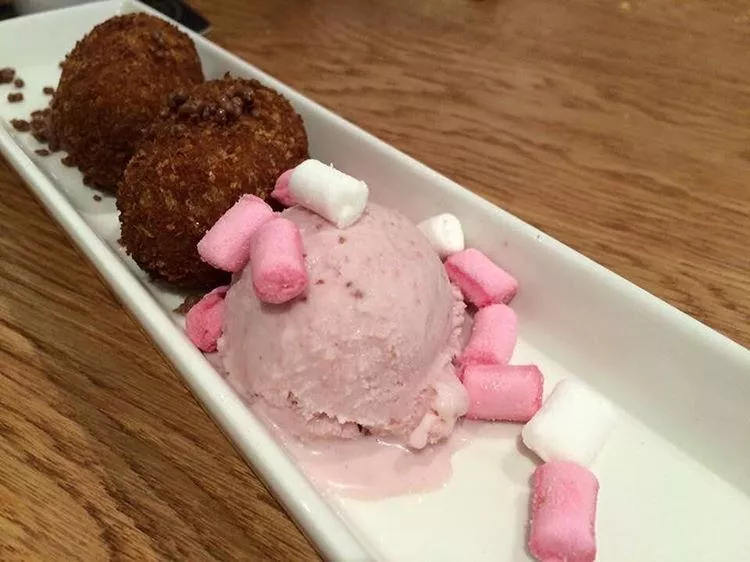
<box><xmin>1</xmin><ymin>2</ymin><xmax>749</xmax><ymax>560</ymax></box>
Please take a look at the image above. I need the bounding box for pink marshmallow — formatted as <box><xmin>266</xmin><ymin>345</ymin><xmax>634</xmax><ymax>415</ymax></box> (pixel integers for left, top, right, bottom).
<box><xmin>529</xmin><ymin>461</ymin><xmax>599</xmax><ymax>562</ymax></box>
<box><xmin>459</xmin><ymin>303</ymin><xmax>517</xmax><ymax>368</ymax></box>
<box><xmin>197</xmin><ymin>194</ymin><xmax>275</xmax><ymax>272</ymax></box>
<box><xmin>185</xmin><ymin>286</ymin><xmax>229</xmax><ymax>352</ymax></box>
<box><xmin>445</xmin><ymin>248</ymin><xmax>518</xmax><ymax>307</ymax></box>
<box><xmin>250</xmin><ymin>217</ymin><xmax>308</xmax><ymax>304</ymax></box>
<box><xmin>271</xmin><ymin>169</ymin><xmax>296</xmax><ymax>207</ymax></box>
<box><xmin>463</xmin><ymin>364</ymin><xmax>543</xmax><ymax>422</ymax></box>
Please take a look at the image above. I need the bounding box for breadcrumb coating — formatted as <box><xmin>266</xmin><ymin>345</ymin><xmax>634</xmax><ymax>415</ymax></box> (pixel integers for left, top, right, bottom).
<box><xmin>50</xmin><ymin>13</ymin><xmax>203</xmax><ymax>191</ymax></box>
<box><xmin>117</xmin><ymin>75</ymin><xmax>309</xmax><ymax>288</ymax></box>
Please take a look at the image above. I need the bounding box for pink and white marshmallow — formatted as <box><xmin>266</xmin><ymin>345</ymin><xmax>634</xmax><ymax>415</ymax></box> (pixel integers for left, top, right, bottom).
<box><xmin>459</xmin><ymin>303</ymin><xmax>517</xmax><ymax>369</ymax></box>
<box><xmin>463</xmin><ymin>364</ymin><xmax>543</xmax><ymax>422</ymax></box>
<box><xmin>250</xmin><ymin>217</ymin><xmax>308</xmax><ymax>304</ymax></box>
<box><xmin>285</xmin><ymin>159</ymin><xmax>369</xmax><ymax>228</ymax></box>
<box><xmin>271</xmin><ymin>169</ymin><xmax>296</xmax><ymax>207</ymax></box>
<box><xmin>522</xmin><ymin>379</ymin><xmax>616</xmax><ymax>467</ymax></box>
<box><xmin>529</xmin><ymin>461</ymin><xmax>599</xmax><ymax>562</ymax></box>
<box><xmin>197</xmin><ymin>194</ymin><xmax>275</xmax><ymax>272</ymax></box>
<box><xmin>417</xmin><ymin>213</ymin><xmax>465</xmax><ymax>258</ymax></box>
<box><xmin>445</xmin><ymin>248</ymin><xmax>518</xmax><ymax>307</ymax></box>
<box><xmin>185</xmin><ymin>286</ymin><xmax>228</xmax><ymax>352</ymax></box>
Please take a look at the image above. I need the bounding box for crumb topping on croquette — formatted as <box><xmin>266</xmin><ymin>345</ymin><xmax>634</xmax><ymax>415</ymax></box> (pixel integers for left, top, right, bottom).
<box><xmin>161</xmin><ymin>78</ymin><xmax>256</xmax><ymax>125</ymax></box>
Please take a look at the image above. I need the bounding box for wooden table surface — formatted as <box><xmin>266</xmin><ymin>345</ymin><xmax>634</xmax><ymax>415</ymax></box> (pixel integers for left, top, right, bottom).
<box><xmin>2</xmin><ymin>0</ymin><xmax>749</xmax><ymax>560</ymax></box>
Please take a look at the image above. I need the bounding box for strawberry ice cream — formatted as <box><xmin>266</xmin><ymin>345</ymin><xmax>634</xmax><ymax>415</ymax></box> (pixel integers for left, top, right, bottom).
<box><xmin>218</xmin><ymin>202</ymin><xmax>467</xmax><ymax>447</ymax></box>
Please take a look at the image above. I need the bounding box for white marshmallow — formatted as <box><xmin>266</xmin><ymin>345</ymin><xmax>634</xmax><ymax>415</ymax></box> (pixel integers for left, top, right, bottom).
<box><xmin>288</xmin><ymin>159</ymin><xmax>369</xmax><ymax>228</ymax></box>
<box><xmin>417</xmin><ymin>213</ymin><xmax>465</xmax><ymax>258</ymax></box>
<box><xmin>408</xmin><ymin>413</ymin><xmax>439</xmax><ymax>450</ymax></box>
<box><xmin>407</xmin><ymin>378</ymin><xmax>468</xmax><ymax>449</ymax></box>
<box><xmin>521</xmin><ymin>379</ymin><xmax>615</xmax><ymax>467</ymax></box>
<box><xmin>433</xmin><ymin>379</ymin><xmax>469</xmax><ymax>421</ymax></box>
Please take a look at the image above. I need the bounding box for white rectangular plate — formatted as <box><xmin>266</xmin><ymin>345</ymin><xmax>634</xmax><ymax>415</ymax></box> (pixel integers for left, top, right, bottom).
<box><xmin>1</xmin><ymin>2</ymin><xmax>749</xmax><ymax>560</ymax></box>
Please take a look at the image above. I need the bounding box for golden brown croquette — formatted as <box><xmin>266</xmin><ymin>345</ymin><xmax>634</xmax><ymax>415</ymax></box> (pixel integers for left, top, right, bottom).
<box><xmin>50</xmin><ymin>13</ymin><xmax>203</xmax><ymax>191</ymax></box>
<box><xmin>117</xmin><ymin>76</ymin><xmax>309</xmax><ymax>289</ymax></box>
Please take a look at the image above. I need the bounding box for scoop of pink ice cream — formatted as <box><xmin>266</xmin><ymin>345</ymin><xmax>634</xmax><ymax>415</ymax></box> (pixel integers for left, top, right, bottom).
<box><xmin>219</xmin><ymin>202</ymin><xmax>467</xmax><ymax>446</ymax></box>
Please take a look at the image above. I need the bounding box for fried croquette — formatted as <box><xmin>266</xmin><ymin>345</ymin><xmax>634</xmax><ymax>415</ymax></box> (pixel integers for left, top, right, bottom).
<box><xmin>117</xmin><ymin>76</ymin><xmax>309</xmax><ymax>289</ymax></box>
<box><xmin>50</xmin><ymin>13</ymin><xmax>203</xmax><ymax>191</ymax></box>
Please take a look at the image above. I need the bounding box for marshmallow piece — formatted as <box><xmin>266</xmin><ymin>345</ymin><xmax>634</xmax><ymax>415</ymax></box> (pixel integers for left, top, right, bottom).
<box><xmin>408</xmin><ymin>412</ymin><xmax>440</xmax><ymax>450</ymax></box>
<box><xmin>433</xmin><ymin>378</ymin><xmax>470</xmax><ymax>421</ymax></box>
<box><xmin>529</xmin><ymin>461</ymin><xmax>599</xmax><ymax>562</ymax></box>
<box><xmin>185</xmin><ymin>286</ymin><xmax>228</xmax><ymax>352</ymax></box>
<box><xmin>197</xmin><ymin>194</ymin><xmax>275</xmax><ymax>272</ymax></box>
<box><xmin>463</xmin><ymin>364</ymin><xmax>543</xmax><ymax>422</ymax></box>
<box><xmin>522</xmin><ymin>379</ymin><xmax>616</xmax><ymax>466</ymax></box>
<box><xmin>287</xmin><ymin>159</ymin><xmax>369</xmax><ymax>228</ymax></box>
<box><xmin>408</xmin><ymin>376</ymin><xmax>468</xmax><ymax>449</ymax></box>
<box><xmin>250</xmin><ymin>217</ymin><xmax>308</xmax><ymax>304</ymax></box>
<box><xmin>271</xmin><ymin>169</ymin><xmax>296</xmax><ymax>207</ymax></box>
<box><xmin>459</xmin><ymin>303</ymin><xmax>517</xmax><ymax>369</ymax></box>
<box><xmin>417</xmin><ymin>213</ymin><xmax>465</xmax><ymax>258</ymax></box>
<box><xmin>445</xmin><ymin>248</ymin><xmax>518</xmax><ymax>307</ymax></box>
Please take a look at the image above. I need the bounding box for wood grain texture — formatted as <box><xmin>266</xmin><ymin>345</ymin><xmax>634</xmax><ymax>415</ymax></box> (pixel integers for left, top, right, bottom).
<box><xmin>0</xmin><ymin>170</ymin><xmax>319</xmax><ymax>561</ymax></box>
<box><xmin>1</xmin><ymin>0</ymin><xmax>749</xmax><ymax>559</ymax></box>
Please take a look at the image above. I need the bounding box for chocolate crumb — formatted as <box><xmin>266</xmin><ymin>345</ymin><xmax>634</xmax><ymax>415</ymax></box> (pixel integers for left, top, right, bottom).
<box><xmin>174</xmin><ymin>293</ymin><xmax>203</xmax><ymax>314</ymax></box>
<box><xmin>10</xmin><ymin>119</ymin><xmax>30</xmax><ymax>132</ymax></box>
<box><xmin>338</xmin><ymin>236</ymin><xmax>346</xmax><ymax>244</ymax></box>
<box><xmin>43</xmin><ymin>86</ymin><xmax>55</xmax><ymax>95</ymax></box>
<box><xmin>239</xmin><ymin>89</ymin><xmax>254</xmax><ymax>104</ymax></box>
<box><xmin>58</xmin><ymin>61</ymin><xmax>64</xmax><ymax>69</ymax></box>
<box><xmin>356</xmin><ymin>424</ymin><xmax>371</xmax><ymax>436</ymax></box>
<box><xmin>165</xmin><ymin>80</ymin><xmax>256</xmax><ymax>125</ymax></box>
<box><xmin>345</xmin><ymin>281</ymin><xmax>353</xmax><ymax>288</ymax></box>
<box><xmin>93</xmin><ymin>194</ymin><xmax>102</xmax><ymax>202</ymax></box>
<box><xmin>0</xmin><ymin>67</ymin><xmax>15</xmax><ymax>84</ymax></box>
<box><xmin>315</xmin><ymin>279</ymin><xmax>325</xmax><ymax>285</ymax></box>
<box><xmin>30</xmin><ymin>109</ymin><xmax>46</xmax><ymax>119</ymax></box>
<box><xmin>13</xmin><ymin>78</ymin><xmax>24</xmax><ymax>88</ymax></box>
<box><xmin>30</xmin><ymin>117</ymin><xmax>45</xmax><ymax>132</ymax></box>
<box><xmin>7</xmin><ymin>92</ymin><xmax>23</xmax><ymax>103</ymax></box>
<box><xmin>34</xmin><ymin>149</ymin><xmax>50</xmax><ymax>156</ymax></box>
<box><xmin>168</xmin><ymin>91</ymin><xmax>188</xmax><ymax>108</ymax></box>
<box><xmin>61</xmin><ymin>155</ymin><xmax>76</xmax><ymax>167</ymax></box>
<box><xmin>32</xmin><ymin>131</ymin><xmax>47</xmax><ymax>143</ymax></box>
<box><xmin>353</xmin><ymin>289</ymin><xmax>364</xmax><ymax>299</ymax></box>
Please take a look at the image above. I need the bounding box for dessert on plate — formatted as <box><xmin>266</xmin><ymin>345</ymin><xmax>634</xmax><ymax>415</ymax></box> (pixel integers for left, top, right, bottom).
<box><xmin>1</xmin><ymin>11</ymin><xmax>616</xmax><ymax>558</ymax></box>
<box><xmin>49</xmin><ymin>13</ymin><xmax>203</xmax><ymax>191</ymax></box>
<box><xmin>220</xmin><ymin>201</ymin><xmax>469</xmax><ymax>446</ymax></box>
<box><xmin>187</xmin><ymin>160</ymin><xmax>534</xmax><ymax>450</ymax></box>
<box><xmin>184</xmin><ymin>160</ymin><xmax>613</xmax><ymax>561</ymax></box>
